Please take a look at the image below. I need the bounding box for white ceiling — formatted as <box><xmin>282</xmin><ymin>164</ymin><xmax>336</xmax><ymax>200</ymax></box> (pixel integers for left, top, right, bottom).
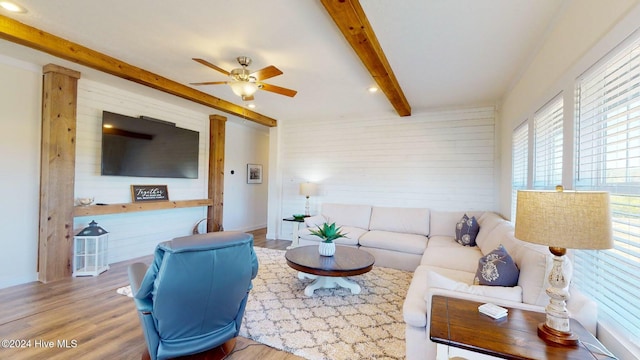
<box><xmin>0</xmin><ymin>0</ymin><xmax>567</xmax><ymax>124</ymax></box>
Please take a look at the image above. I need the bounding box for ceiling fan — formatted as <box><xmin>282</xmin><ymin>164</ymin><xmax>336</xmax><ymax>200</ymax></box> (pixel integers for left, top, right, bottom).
<box><xmin>190</xmin><ymin>56</ymin><xmax>297</xmax><ymax>101</ymax></box>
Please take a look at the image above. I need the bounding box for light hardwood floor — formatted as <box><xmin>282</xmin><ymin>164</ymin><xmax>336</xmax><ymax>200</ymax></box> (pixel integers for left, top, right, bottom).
<box><xmin>0</xmin><ymin>229</ymin><xmax>303</xmax><ymax>360</ymax></box>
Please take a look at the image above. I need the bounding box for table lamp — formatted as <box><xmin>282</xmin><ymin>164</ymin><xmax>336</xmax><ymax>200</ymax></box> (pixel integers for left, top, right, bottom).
<box><xmin>515</xmin><ymin>185</ymin><xmax>612</xmax><ymax>346</ymax></box>
<box><xmin>299</xmin><ymin>182</ymin><xmax>318</xmax><ymax>216</ymax></box>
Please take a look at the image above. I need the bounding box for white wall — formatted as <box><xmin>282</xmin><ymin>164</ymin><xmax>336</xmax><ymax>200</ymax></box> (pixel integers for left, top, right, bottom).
<box><xmin>270</xmin><ymin>107</ymin><xmax>498</xmax><ymax>240</ymax></box>
<box><xmin>499</xmin><ymin>1</ymin><xmax>640</xmax><ymax>358</ymax></box>
<box><xmin>499</xmin><ymin>0</ymin><xmax>640</xmax><ymax>217</ymax></box>
<box><xmin>223</xmin><ymin>121</ymin><xmax>269</xmax><ymax>232</ymax></box>
<box><xmin>0</xmin><ymin>53</ymin><xmax>270</xmax><ymax>288</ymax></box>
<box><xmin>0</xmin><ymin>56</ymin><xmax>42</xmax><ymax>288</ymax></box>
<box><xmin>73</xmin><ymin>79</ymin><xmax>210</xmax><ymax>264</ymax></box>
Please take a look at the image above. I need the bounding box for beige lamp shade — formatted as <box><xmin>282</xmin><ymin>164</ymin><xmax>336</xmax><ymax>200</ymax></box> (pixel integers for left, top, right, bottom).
<box><xmin>299</xmin><ymin>182</ymin><xmax>318</xmax><ymax>197</ymax></box>
<box><xmin>515</xmin><ymin>189</ymin><xmax>613</xmax><ymax>250</ymax></box>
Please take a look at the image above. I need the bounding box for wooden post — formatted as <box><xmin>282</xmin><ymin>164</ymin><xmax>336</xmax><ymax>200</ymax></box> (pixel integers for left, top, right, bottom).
<box><xmin>38</xmin><ymin>64</ymin><xmax>80</xmax><ymax>283</ymax></box>
<box><xmin>208</xmin><ymin>115</ymin><xmax>226</xmax><ymax>232</ymax></box>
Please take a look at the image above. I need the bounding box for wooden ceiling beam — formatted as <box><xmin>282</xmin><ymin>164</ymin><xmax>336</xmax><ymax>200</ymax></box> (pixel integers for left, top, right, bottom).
<box><xmin>0</xmin><ymin>15</ymin><xmax>277</xmax><ymax>127</ymax></box>
<box><xmin>321</xmin><ymin>0</ymin><xmax>411</xmax><ymax>117</ymax></box>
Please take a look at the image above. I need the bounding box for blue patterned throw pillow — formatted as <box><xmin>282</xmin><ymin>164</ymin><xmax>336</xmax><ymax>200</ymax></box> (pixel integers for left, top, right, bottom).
<box><xmin>474</xmin><ymin>245</ymin><xmax>520</xmax><ymax>286</ymax></box>
<box><xmin>455</xmin><ymin>214</ymin><xmax>479</xmax><ymax>246</ymax></box>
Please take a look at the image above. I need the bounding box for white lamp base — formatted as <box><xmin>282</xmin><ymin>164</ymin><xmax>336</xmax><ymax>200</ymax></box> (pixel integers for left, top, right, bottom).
<box><xmin>539</xmin><ymin>246</ymin><xmax>578</xmax><ymax>346</ymax></box>
<box><xmin>304</xmin><ymin>196</ymin><xmax>310</xmax><ymax>216</ymax></box>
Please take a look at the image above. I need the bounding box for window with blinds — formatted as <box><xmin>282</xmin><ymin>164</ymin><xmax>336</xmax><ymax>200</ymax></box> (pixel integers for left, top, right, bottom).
<box><xmin>574</xmin><ymin>34</ymin><xmax>640</xmax><ymax>344</ymax></box>
<box><xmin>533</xmin><ymin>96</ymin><xmax>564</xmax><ymax>189</ymax></box>
<box><xmin>511</xmin><ymin>122</ymin><xmax>528</xmax><ymax>220</ymax></box>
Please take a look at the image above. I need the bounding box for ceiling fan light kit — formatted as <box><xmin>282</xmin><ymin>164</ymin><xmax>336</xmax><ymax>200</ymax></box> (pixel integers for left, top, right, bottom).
<box><xmin>191</xmin><ymin>56</ymin><xmax>297</xmax><ymax>101</ymax></box>
<box><xmin>230</xmin><ymin>80</ymin><xmax>258</xmax><ymax>98</ymax></box>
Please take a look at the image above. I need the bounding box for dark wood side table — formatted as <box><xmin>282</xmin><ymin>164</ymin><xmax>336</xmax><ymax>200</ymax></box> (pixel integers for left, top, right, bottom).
<box><xmin>429</xmin><ymin>295</ymin><xmax>615</xmax><ymax>360</ymax></box>
<box><xmin>285</xmin><ymin>245</ymin><xmax>375</xmax><ymax>296</ymax></box>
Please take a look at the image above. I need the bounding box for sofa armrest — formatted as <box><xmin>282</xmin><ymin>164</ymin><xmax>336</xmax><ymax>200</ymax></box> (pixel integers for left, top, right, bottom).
<box><xmin>567</xmin><ymin>286</ymin><xmax>598</xmax><ymax>336</ymax></box>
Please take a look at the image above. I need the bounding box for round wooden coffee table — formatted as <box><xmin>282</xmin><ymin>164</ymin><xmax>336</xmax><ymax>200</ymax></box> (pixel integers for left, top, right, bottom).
<box><xmin>285</xmin><ymin>245</ymin><xmax>375</xmax><ymax>296</ymax></box>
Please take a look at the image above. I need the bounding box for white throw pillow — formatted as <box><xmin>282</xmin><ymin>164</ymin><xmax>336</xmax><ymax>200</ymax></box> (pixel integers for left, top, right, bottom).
<box><xmin>425</xmin><ymin>270</ymin><xmax>523</xmax><ymax>302</ymax></box>
<box><xmin>304</xmin><ymin>215</ymin><xmax>326</xmax><ymax>228</ymax></box>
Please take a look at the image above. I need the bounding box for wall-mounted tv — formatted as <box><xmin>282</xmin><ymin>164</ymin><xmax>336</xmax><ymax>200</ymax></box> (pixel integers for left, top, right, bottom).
<box><xmin>101</xmin><ymin>111</ymin><xmax>199</xmax><ymax>179</ymax></box>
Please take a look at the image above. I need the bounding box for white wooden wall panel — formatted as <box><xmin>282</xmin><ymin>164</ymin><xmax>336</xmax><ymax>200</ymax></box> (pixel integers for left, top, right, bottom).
<box><xmin>73</xmin><ymin>79</ymin><xmax>209</xmax><ymax>263</ymax></box>
<box><xmin>277</xmin><ymin>107</ymin><xmax>496</xmax><ymax>238</ymax></box>
<box><xmin>0</xmin><ymin>53</ymin><xmax>270</xmax><ymax>287</ymax></box>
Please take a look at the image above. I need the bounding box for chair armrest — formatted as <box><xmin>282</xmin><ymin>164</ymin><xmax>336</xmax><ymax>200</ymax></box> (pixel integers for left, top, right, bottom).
<box><xmin>128</xmin><ymin>262</ymin><xmax>155</xmax><ymax>313</ymax></box>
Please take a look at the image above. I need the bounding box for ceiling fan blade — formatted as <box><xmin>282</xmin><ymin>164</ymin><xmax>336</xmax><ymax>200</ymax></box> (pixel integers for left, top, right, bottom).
<box><xmin>260</xmin><ymin>83</ymin><xmax>297</xmax><ymax>97</ymax></box>
<box><xmin>192</xmin><ymin>58</ymin><xmax>230</xmax><ymax>76</ymax></box>
<box><xmin>189</xmin><ymin>81</ymin><xmax>228</xmax><ymax>86</ymax></box>
<box><xmin>251</xmin><ymin>66</ymin><xmax>283</xmax><ymax>81</ymax></box>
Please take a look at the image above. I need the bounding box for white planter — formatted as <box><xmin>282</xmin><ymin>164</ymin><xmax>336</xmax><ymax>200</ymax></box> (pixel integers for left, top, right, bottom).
<box><xmin>318</xmin><ymin>242</ymin><xmax>336</xmax><ymax>256</ymax></box>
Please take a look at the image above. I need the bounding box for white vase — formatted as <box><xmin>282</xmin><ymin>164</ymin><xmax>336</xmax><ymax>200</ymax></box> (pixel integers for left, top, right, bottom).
<box><xmin>318</xmin><ymin>242</ymin><xmax>336</xmax><ymax>256</ymax></box>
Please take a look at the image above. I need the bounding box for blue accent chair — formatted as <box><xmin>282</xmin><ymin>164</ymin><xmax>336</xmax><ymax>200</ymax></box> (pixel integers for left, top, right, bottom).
<box><xmin>128</xmin><ymin>231</ymin><xmax>259</xmax><ymax>360</ymax></box>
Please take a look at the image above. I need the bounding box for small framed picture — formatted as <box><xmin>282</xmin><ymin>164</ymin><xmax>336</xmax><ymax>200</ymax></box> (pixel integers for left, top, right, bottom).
<box><xmin>247</xmin><ymin>164</ymin><xmax>263</xmax><ymax>184</ymax></box>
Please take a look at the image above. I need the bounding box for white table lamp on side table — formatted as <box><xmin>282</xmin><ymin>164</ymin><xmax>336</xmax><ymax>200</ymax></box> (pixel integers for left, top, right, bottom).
<box><xmin>299</xmin><ymin>182</ymin><xmax>318</xmax><ymax>216</ymax></box>
<box><xmin>515</xmin><ymin>185</ymin><xmax>613</xmax><ymax>346</ymax></box>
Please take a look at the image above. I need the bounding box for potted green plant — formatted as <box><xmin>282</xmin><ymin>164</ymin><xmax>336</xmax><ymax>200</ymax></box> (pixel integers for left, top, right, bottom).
<box><xmin>309</xmin><ymin>222</ymin><xmax>347</xmax><ymax>256</ymax></box>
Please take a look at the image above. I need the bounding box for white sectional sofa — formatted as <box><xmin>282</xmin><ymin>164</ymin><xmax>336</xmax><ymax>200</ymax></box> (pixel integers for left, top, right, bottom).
<box><xmin>297</xmin><ymin>203</ymin><xmax>598</xmax><ymax>360</ymax></box>
<box><xmin>298</xmin><ymin>203</ymin><xmax>430</xmax><ymax>271</ymax></box>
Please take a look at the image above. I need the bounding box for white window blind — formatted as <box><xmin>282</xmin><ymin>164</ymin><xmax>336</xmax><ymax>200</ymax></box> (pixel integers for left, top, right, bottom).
<box><xmin>511</xmin><ymin>122</ymin><xmax>528</xmax><ymax>220</ymax></box>
<box><xmin>533</xmin><ymin>96</ymin><xmax>563</xmax><ymax>189</ymax></box>
<box><xmin>574</xmin><ymin>34</ymin><xmax>640</xmax><ymax>344</ymax></box>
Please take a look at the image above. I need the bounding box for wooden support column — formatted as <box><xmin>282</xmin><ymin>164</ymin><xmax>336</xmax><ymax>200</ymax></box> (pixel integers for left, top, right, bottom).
<box><xmin>208</xmin><ymin>115</ymin><xmax>226</xmax><ymax>232</ymax></box>
<box><xmin>38</xmin><ymin>64</ymin><xmax>81</xmax><ymax>283</ymax></box>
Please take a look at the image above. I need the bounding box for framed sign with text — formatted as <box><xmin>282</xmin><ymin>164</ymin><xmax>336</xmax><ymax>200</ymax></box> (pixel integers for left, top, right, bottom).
<box><xmin>131</xmin><ymin>185</ymin><xmax>169</xmax><ymax>202</ymax></box>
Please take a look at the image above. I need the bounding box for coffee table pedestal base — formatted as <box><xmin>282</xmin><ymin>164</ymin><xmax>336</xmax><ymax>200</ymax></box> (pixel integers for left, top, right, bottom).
<box><xmin>298</xmin><ymin>272</ymin><xmax>361</xmax><ymax>296</ymax></box>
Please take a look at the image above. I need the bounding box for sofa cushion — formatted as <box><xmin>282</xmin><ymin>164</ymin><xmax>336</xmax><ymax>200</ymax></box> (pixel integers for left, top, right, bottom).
<box><xmin>423</xmin><ymin>265</ymin><xmax>477</xmax><ymax>284</ymax></box>
<box><xmin>304</xmin><ymin>215</ymin><xmax>326</xmax><ymax>228</ymax></box>
<box><xmin>368</xmin><ymin>206</ymin><xmax>430</xmax><ymax>236</ymax></box>
<box><xmin>359</xmin><ymin>230</ymin><xmax>427</xmax><ymax>255</ymax></box>
<box><xmin>511</xmin><ymin>240</ymin><xmax>557</xmax><ymax>306</ymax></box>
<box><xmin>424</xmin><ymin>235</ymin><xmax>460</xmax><ymax>248</ymax></box>
<box><xmin>430</xmin><ymin>211</ymin><xmax>484</xmax><ymax>237</ymax></box>
<box><xmin>475</xmin><ymin>212</ymin><xmax>507</xmax><ymax>250</ymax></box>
<box><xmin>474</xmin><ymin>244</ymin><xmax>520</xmax><ymax>286</ymax></box>
<box><xmin>478</xmin><ymin>221</ymin><xmax>513</xmax><ymax>255</ymax></box>
<box><xmin>403</xmin><ymin>265</ymin><xmax>476</xmax><ymax>328</ymax></box>
<box><xmin>421</xmin><ymin>241</ymin><xmax>483</xmax><ymax>273</ymax></box>
<box><xmin>475</xmin><ymin>221</ymin><xmax>556</xmax><ymax>306</ymax></box>
<box><xmin>455</xmin><ymin>214</ymin><xmax>479</xmax><ymax>246</ymax></box>
<box><xmin>298</xmin><ymin>226</ymin><xmax>364</xmax><ymax>246</ymax></box>
<box><xmin>321</xmin><ymin>203</ymin><xmax>372</xmax><ymax>229</ymax></box>
<box><xmin>426</xmin><ymin>270</ymin><xmax>523</xmax><ymax>302</ymax></box>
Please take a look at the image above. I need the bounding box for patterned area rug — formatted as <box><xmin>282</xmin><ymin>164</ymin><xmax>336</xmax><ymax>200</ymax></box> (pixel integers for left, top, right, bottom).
<box><xmin>240</xmin><ymin>247</ymin><xmax>412</xmax><ymax>360</ymax></box>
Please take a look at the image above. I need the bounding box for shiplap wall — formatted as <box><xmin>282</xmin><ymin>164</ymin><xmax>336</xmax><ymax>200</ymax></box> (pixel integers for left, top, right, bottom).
<box><xmin>73</xmin><ymin>79</ymin><xmax>209</xmax><ymax>263</ymax></box>
<box><xmin>276</xmin><ymin>107</ymin><xmax>497</xmax><ymax>239</ymax></box>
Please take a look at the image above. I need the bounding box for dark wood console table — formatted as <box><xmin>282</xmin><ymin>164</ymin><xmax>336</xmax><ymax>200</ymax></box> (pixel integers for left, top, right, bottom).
<box><xmin>429</xmin><ymin>295</ymin><xmax>615</xmax><ymax>359</ymax></box>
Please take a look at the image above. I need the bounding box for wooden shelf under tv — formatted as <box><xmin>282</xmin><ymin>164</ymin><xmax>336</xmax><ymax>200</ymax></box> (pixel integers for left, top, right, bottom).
<box><xmin>73</xmin><ymin>199</ymin><xmax>213</xmax><ymax>217</ymax></box>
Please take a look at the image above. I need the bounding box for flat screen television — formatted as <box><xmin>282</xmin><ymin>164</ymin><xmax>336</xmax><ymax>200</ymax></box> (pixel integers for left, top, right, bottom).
<box><xmin>101</xmin><ymin>111</ymin><xmax>199</xmax><ymax>179</ymax></box>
